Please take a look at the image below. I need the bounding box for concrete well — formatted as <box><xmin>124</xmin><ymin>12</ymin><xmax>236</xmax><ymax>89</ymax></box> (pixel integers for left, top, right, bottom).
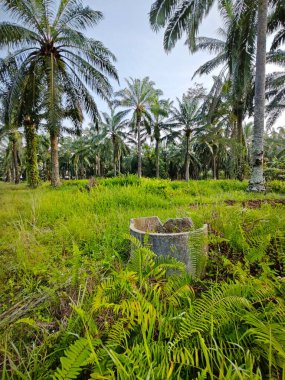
<box><xmin>130</xmin><ymin>216</ymin><xmax>208</xmax><ymax>278</ymax></box>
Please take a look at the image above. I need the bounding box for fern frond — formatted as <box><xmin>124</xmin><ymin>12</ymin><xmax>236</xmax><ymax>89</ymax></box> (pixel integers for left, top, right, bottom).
<box><xmin>53</xmin><ymin>338</ymin><xmax>91</xmax><ymax>380</ymax></box>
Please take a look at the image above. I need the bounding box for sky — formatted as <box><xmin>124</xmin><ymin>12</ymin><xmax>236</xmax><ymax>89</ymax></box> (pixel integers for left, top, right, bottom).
<box><xmin>87</xmin><ymin>0</ymin><xmax>221</xmax><ymax>113</ymax></box>
<box><xmin>85</xmin><ymin>0</ymin><xmax>284</xmax><ymax>127</ymax></box>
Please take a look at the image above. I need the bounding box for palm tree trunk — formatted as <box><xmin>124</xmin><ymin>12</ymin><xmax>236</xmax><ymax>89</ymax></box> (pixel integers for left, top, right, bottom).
<box><xmin>213</xmin><ymin>155</ymin><xmax>217</xmax><ymax>180</ymax></box>
<box><xmin>118</xmin><ymin>156</ymin><xmax>121</xmax><ymax>175</ymax></box>
<box><xmin>24</xmin><ymin>120</ymin><xmax>39</xmax><ymax>188</ymax></box>
<box><xmin>248</xmin><ymin>0</ymin><xmax>268</xmax><ymax>192</ymax></box>
<box><xmin>50</xmin><ymin>132</ymin><xmax>60</xmax><ymax>187</ymax></box>
<box><xmin>155</xmin><ymin>138</ymin><xmax>160</xmax><ymax>178</ymax></box>
<box><xmin>185</xmin><ymin>131</ymin><xmax>191</xmax><ymax>181</ymax></box>
<box><xmin>113</xmin><ymin>161</ymin><xmax>117</xmax><ymax>177</ymax></box>
<box><xmin>11</xmin><ymin>134</ymin><xmax>20</xmax><ymax>184</ymax></box>
<box><xmin>236</xmin><ymin>105</ymin><xmax>245</xmax><ymax>181</ymax></box>
<box><xmin>137</xmin><ymin>120</ymin><xmax>142</xmax><ymax>178</ymax></box>
<box><xmin>6</xmin><ymin>167</ymin><xmax>12</xmax><ymax>182</ymax></box>
<box><xmin>96</xmin><ymin>155</ymin><xmax>101</xmax><ymax>177</ymax></box>
<box><xmin>112</xmin><ymin>139</ymin><xmax>117</xmax><ymax>177</ymax></box>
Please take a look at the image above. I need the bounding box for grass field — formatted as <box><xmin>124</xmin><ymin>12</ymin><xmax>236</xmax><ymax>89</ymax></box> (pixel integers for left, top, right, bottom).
<box><xmin>1</xmin><ymin>177</ymin><xmax>285</xmax><ymax>379</ymax></box>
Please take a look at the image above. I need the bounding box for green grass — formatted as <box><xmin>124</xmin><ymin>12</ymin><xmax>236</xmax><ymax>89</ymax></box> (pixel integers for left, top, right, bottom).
<box><xmin>0</xmin><ymin>178</ymin><xmax>285</xmax><ymax>379</ymax></box>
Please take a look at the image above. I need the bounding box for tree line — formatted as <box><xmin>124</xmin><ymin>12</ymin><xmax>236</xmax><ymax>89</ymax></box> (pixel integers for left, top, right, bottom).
<box><xmin>0</xmin><ymin>0</ymin><xmax>284</xmax><ymax>189</ymax></box>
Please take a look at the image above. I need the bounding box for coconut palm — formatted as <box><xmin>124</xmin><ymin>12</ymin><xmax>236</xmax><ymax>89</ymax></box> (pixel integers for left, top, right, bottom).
<box><xmin>0</xmin><ymin>0</ymin><xmax>118</xmax><ymax>187</ymax></box>
<box><xmin>115</xmin><ymin>77</ymin><xmax>162</xmax><ymax>178</ymax></box>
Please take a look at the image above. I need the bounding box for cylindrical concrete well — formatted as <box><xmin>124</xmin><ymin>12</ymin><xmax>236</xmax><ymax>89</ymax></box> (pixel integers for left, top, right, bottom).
<box><xmin>130</xmin><ymin>216</ymin><xmax>208</xmax><ymax>278</ymax></box>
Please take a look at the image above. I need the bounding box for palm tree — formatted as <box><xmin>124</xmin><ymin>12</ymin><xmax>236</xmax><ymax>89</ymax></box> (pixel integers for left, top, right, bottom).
<box><xmin>95</xmin><ymin>107</ymin><xmax>130</xmax><ymax>176</ymax></box>
<box><xmin>0</xmin><ymin>99</ymin><xmax>22</xmax><ymax>184</ymax></box>
<box><xmin>0</xmin><ymin>57</ymin><xmax>30</xmax><ymax>185</ymax></box>
<box><xmin>264</xmin><ymin>127</ymin><xmax>285</xmax><ymax>166</ymax></box>
<box><xmin>248</xmin><ymin>0</ymin><xmax>268</xmax><ymax>192</ymax></box>
<box><xmin>149</xmin><ymin>0</ymin><xmax>278</xmax><ymax>188</ymax></box>
<box><xmin>0</xmin><ymin>55</ymin><xmax>47</xmax><ymax>188</ymax></box>
<box><xmin>0</xmin><ymin>127</ymin><xmax>23</xmax><ymax>183</ymax></box>
<box><xmin>266</xmin><ymin>50</ymin><xmax>285</xmax><ymax>126</ymax></box>
<box><xmin>150</xmin><ymin>98</ymin><xmax>174</xmax><ymax>178</ymax></box>
<box><xmin>0</xmin><ymin>0</ymin><xmax>118</xmax><ymax>187</ymax></box>
<box><xmin>268</xmin><ymin>0</ymin><xmax>285</xmax><ymax>51</ymax></box>
<box><xmin>191</xmin><ymin>2</ymin><xmax>256</xmax><ymax>180</ymax></box>
<box><xmin>149</xmin><ymin>0</ymin><xmax>216</xmax><ymax>51</ymax></box>
<box><xmin>115</xmin><ymin>77</ymin><xmax>162</xmax><ymax>178</ymax></box>
<box><xmin>0</xmin><ymin>128</ymin><xmax>22</xmax><ymax>184</ymax></box>
<box><xmin>170</xmin><ymin>94</ymin><xmax>202</xmax><ymax>181</ymax></box>
<box><xmin>70</xmin><ymin>136</ymin><xmax>93</xmax><ymax>179</ymax></box>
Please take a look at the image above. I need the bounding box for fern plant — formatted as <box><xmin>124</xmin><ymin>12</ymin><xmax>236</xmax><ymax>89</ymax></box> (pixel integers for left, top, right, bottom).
<box><xmin>51</xmin><ymin>247</ymin><xmax>285</xmax><ymax>379</ymax></box>
<box><xmin>53</xmin><ymin>338</ymin><xmax>92</xmax><ymax>380</ymax></box>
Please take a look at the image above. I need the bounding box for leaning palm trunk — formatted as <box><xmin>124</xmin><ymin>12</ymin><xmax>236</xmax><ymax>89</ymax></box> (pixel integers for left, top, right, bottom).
<box><xmin>50</xmin><ymin>132</ymin><xmax>60</xmax><ymax>187</ymax></box>
<box><xmin>155</xmin><ymin>138</ymin><xmax>160</xmax><ymax>178</ymax></box>
<box><xmin>137</xmin><ymin>119</ymin><xmax>142</xmax><ymax>178</ymax></box>
<box><xmin>248</xmin><ymin>0</ymin><xmax>268</xmax><ymax>192</ymax></box>
<box><xmin>24</xmin><ymin>119</ymin><xmax>39</xmax><ymax>188</ymax></box>
<box><xmin>185</xmin><ymin>131</ymin><xmax>191</xmax><ymax>181</ymax></box>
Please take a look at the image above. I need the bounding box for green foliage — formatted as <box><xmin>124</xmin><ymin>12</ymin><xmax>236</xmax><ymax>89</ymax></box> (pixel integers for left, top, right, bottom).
<box><xmin>0</xmin><ymin>180</ymin><xmax>285</xmax><ymax>378</ymax></box>
<box><xmin>53</xmin><ymin>338</ymin><xmax>92</xmax><ymax>380</ymax></box>
<box><xmin>268</xmin><ymin>180</ymin><xmax>285</xmax><ymax>194</ymax></box>
<box><xmin>264</xmin><ymin>167</ymin><xmax>285</xmax><ymax>181</ymax></box>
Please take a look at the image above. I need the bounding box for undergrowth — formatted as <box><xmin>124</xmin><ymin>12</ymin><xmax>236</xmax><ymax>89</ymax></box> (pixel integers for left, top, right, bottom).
<box><xmin>0</xmin><ymin>178</ymin><xmax>285</xmax><ymax>379</ymax></box>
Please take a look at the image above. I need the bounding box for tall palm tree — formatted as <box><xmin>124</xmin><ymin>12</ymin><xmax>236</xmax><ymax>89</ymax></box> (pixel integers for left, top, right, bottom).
<box><xmin>0</xmin><ymin>56</ymin><xmax>49</xmax><ymax>188</ymax></box>
<box><xmin>189</xmin><ymin>0</ymin><xmax>258</xmax><ymax>180</ymax></box>
<box><xmin>149</xmin><ymin>0</ymin><xmax>279</xmax><ymax>188</ymax></box>
<box><xmin>116</xmin><ymin>77</ymin><xmax>162</xmax><ymax>178</ymax></box>
<box><xmin>95</xmin><ymin>107</ymin><xmax>130</xmax><ymax>176</ymax></box>
<box><xmin>150</xmin><ymin>98</ymin><xmax>174</xmax><ymax>178</ymax></box>
<box><xmin>248</xmin><ymin>0</ymin><xmax>268</xmax><ymax>191</ymax></box>
<box><xmin>0</xmin><ymin>0</ymin><xmax>118</xmax><ymax>187</ymax></box>
<box><xmin>170</xmin><ymin>94</ymin><xmax>202</xmax><ymax>181</ymax></box>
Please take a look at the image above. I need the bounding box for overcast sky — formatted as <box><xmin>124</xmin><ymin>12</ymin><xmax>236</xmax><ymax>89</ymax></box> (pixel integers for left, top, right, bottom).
<box><xmin>86</xmin><ymin>0</ymin><xmax>284</xmax><ymax>127</ymax></box>
<box><xmin>87</xmin><ymin>0</ymin><xmax>221</xmax><ymax>113</ymax></box>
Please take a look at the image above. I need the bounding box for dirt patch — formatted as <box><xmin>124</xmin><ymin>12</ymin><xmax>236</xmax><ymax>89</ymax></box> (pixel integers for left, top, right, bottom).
<box><xmin>224</xmin><ymin>199</ymin><xmax>285</xmax><ymax>208</ymax></box>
